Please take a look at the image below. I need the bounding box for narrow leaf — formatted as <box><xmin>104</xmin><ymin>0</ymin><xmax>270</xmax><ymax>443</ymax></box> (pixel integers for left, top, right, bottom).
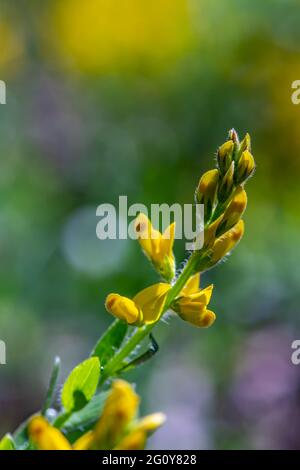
<box><xmin>91</xmin><ymin>319</ymin><xmax>128</xmax><ymax>366</ymax></box>
<box><xmin>42</xmin><ymin>356</ymin><xmax>61</xmax><ymax>415</ymax></box>
<box><xmin>61</xmin><ymin>391</ymin><xmax>108</xmax><ymax>435</ymax></box>
<box><xmin>61</xmin><ymin>357</ymin><xmax>100</xmax><ymax>413</ymax></box>
<box><xmin>0</xmin><ymin>434</ymin><xmax>15</xmax><ymax>450</ymax></box>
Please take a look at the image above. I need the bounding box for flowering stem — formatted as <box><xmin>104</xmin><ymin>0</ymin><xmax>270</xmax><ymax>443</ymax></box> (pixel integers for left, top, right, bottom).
<box><xmin>100</xmin><ymin>252</ymin><xmax>199</xmax><ymax>383</ymax></box>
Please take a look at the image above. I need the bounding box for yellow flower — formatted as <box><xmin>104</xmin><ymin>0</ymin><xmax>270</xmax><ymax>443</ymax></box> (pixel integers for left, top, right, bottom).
<box><xmin>29</xmin><ymin>417</ymin><xmax>72</xmax><ymax>450</ymax></box>
<box><xmin>29</xmin><ymin>380</ymin><xmax>165</xmax><ymax>451</ymax></box>
<box><xmin>135</xmin><ymin>213</ymin><xmax>176</xmax><ymax>281</ymax></box>
<box><xmin>172</xmin><ymin>274</ymin><xmax>216</xmax><ymax>328</ymax></box>
<box><xmin>92</xmin><ymin>379</ymin><xmax>139</xmax><ymax>449</ymax></box>
<box><xmin>50</xmin><ymin>0</ymin><xmax>194</xmax><ymax>75</ymax></box>
<box><xmin>105</xmin><ymin>283</ymin><xmax>171</xmax><ymax>325</ymax></box>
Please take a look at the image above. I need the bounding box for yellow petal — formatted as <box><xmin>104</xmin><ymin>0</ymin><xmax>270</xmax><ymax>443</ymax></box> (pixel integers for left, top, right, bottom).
<box><xmin>73</xmin><ymin>431</ymin><xmax>95</xmax><ymax>450</ymax></box>
<box><xmin>181</xmin><ymin>273</ymin><xmax>200</xmax><ymax>295</ymax></box>
<box><xmin>135</xmin><ymin>213</ymin><xmax>162</xmax><ymax>261</ymax></box>
<box><xmin>136</xmin><ymin>412</ymin><xmax>166</xmax><ymax>434</ymax></box>
<box><xmin>105</xmin><ymin>293</ymin><xmax>141</xmax><ymax>324</ymax></box>
<box><xmin>161</xmin><ymin>222</ymin><xmax>176</xmax><ymax>257</ymax></box>
<box><xmin>133</xmin><ymin>283</ymin><xmax>171</xmax><ymax>324</ymax></box>
<box><xmin>114</xmin><ymin>430</ymin><xmax>146</xmax><ymax>450</ymax></box>
<box><xmin>184</xmin><ymin>284</ymin><xmax>213</xmax><ymax>306</ymax></box>
<box><xmin>29</xmin><ymin>417</ymin><xmax>72</xmax><ymax>450</ymax></box>
<box><xmin>179</xmin><ymin>307</ymin><xmax>216</xmax><ymax>328</ymax></box>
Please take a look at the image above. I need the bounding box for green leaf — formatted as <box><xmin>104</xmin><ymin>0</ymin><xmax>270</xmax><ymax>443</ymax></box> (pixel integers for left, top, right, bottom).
<box><xmin>0</xmin><ymin>434</ymin><xmax>15</xmax><ymax>450</ymax></box>
<box><xmin>91</xmin><ymin>319</ymin><xmax>128</xmax><ymax>366</ymax></box>
<box><xmin>61</xmin><ymin>391</ymin><xmax>108</xmax><ymax>436</ymax></box>
<box><xmin>61</xmin><ymin>357</ymin><xmax>100</xmax><ymax>413</ymax></box>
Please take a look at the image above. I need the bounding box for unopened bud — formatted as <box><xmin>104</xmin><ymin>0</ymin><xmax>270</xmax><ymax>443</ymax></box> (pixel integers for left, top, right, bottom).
<box><xmin>217</xmin><ymin>161</ymin><xmax>234</xmax><ymax>202</ymax></box>
<box><xmin>235</xmin><ymin>150</ymin><xmax>255</xmax><ymax>184</ymax></box>
<box><xmin>208</xmin><ymin>219</ymin><xmax>245</xmax><ymax>267</ymax></box>
<box><xmin>228</xmin><ymin>128</ymin><xmax>239</xmax><ymax>144</ymax></box>
<box><xmin>196</xmin><ymin>169</ymin><xmax>219</xmax><ymax>221</ymax></box>
<box><xmin>217</xmin><ymin>140</ymin><xmax>234</xmax><ymax>174</ymax></box>
<box><xmin>216</xmin><ymin>186</ymin><xmax>247</xmax><ymax>235</ymax></box>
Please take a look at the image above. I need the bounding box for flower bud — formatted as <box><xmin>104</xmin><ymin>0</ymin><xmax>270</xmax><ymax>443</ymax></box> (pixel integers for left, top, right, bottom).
<box><xmin>216</xmin><ymin>186</ymin><xmax>247</xmax><ymax>235</ymax></box>
<box><xmin>217</xmin><ymin>140</ymin><xmax>234</xmax><ymax>174</ymax></box>
<box><xmin>93</xmin><ymin>380</ymin><xmax>139</xmax><ymax>449</ymax></box>
<box><xmin>196</xmin><ymin>169</ymin><xmax>219</xmax><ymax>221</ymax></box>
<box><xmin>217</xmin><ymin>161</ymin><xmax>235</xmax><ymax>202</ymax></box>
<box><xmin>209</xmin><ymin>219</ymin><xmax>245</xmax><ymax>267</ymax></box>
<box><xmin>235</xmin><ymin>150</ymin><xmax>255</xmax><ymax>184</ymax></box>
<box><xmin>228</xmin><ymin>128</ymin><xmax>239</xmax><ymax>143</ymax></box>
<box><xmin>239</xmin><ymin>133</ymin><xmax>251</xmax><ymax>154</ymax></box>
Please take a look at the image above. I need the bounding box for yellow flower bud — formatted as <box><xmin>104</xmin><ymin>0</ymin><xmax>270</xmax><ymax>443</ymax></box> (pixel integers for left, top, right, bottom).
<box><xmin>196</xmin><ymin>169</ymin><xmax>219</xmax><ymax>221</ymax></box>
<box><xmin>93</xmin><ymin>380</ymin><xmax>139</xmax><ymax>449</ymax></box>
<box><xmin>29</xmin><ymin>417</ymin><xmax>72</xmax><ymax>450</ymax></box>
<box><xmin>217</xmin><ymin>161</ymin><xmax>234</xmax><ymax>202</ymax></box>
<box><xmin>105</xmin><ymin>294</ymin><xmax>142</xmax><ymax>325</ymax></box>
<box><xmin>135</xmin><ymin>213</ymin><xmax>176</xmax><ymax>282</ymax></box>
<box><xmin>235</xmin><ymin>149</ymin><xmax>255</xmax><ymax>184</ymax></box>
<box><xmin>210</xmin><ymin>219</ymin><xmax>245</xmax><ymax>266</ymax></box>
<box><xmin>228</xmin><ymin>128</ymin><xmax>239</xmax><ymax>143</ymax></box>
<box><xmin>239</xmin><ymin>133</ymin><xmax>251</xmax><ymax>154</ymax></box>
<box><xmin>203</xmin><ymin>215</ymin><xmax>223</xmax><ymax>249</ymax></box>
<box><xmin>217</xmin><ymin>140</ymin><xmax>234</xmax><ymax>174</ymax></box>
<box><xmin>217</xmin><ymin>186</ymin><xmax>247</xmax><ymax>235</ymax></box>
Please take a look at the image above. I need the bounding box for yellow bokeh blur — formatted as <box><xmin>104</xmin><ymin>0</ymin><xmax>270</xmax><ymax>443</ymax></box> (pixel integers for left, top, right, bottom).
<box><xmin>0</xmin><ymin>18</ymin><xmax>23</xmax><ymax>75</ymax></box>
<box><xmin>50</xmin><ymin>0</ymin><xmax>195</xmax><ymax>74</ymax></box>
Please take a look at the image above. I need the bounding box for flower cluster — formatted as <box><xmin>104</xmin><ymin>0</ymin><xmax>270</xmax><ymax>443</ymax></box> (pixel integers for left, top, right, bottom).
<box><xmin>0</xmin><ymin>129</ymin><xmax>255</xmax><ymax>451</ymax></box>
<box><xmin>27</xmin><ymin>380</ymin><xmax>165</xmax><ymax>451</ymax></box>
<box><xmin>105</xmin><ymin>130</ymin><xmax>255</xmax><ymax>328</ymax></box>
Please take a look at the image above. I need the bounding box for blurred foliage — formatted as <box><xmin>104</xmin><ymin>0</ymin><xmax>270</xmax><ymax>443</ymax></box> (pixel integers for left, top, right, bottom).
<box><xmin>1</xmin><ymin>0</ymin><xmax>300</xmax><ymax>449</ymax></box>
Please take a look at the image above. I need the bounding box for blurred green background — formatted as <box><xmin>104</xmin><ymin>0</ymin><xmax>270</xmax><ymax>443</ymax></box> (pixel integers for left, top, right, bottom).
<box><xmin>1</xmin><ymin>0</ymin><xmax>300</xmax><ymax>450</ymax></box>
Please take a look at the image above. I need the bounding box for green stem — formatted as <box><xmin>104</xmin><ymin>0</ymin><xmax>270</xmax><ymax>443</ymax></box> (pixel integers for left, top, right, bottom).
<box><xmin>100</xmin><ymin>252</ymin><xmax>199</xmax><ymax>383</ymax></box>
